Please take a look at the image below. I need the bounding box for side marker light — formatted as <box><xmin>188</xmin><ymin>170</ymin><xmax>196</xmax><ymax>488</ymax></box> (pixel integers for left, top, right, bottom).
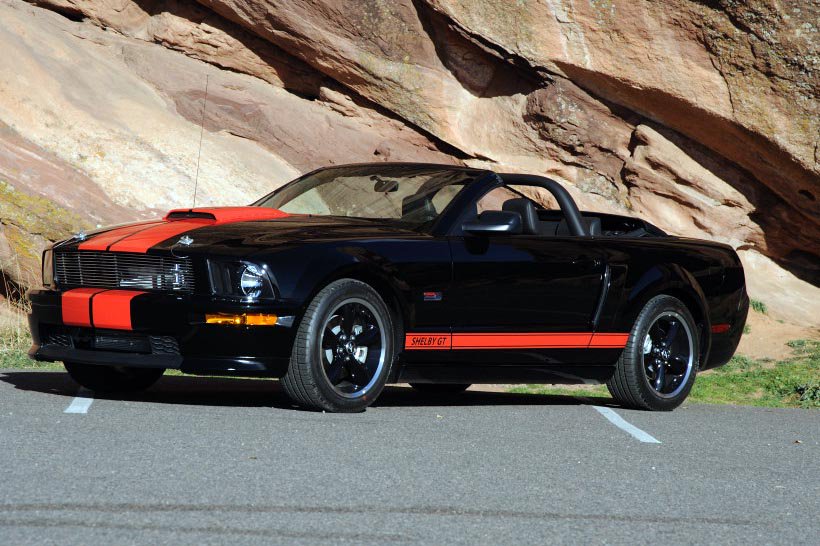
<box><xmin>206</xmin><ymin>313</ymin><xmax>278</xmax><ymax>326</ymax></box>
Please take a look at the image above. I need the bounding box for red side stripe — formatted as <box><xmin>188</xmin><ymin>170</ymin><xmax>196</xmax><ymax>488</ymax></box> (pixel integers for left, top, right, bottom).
<box><xmin>452</xmin><ymin>332</ymin><xmax>592</xmax><ymax>349</ymax></box>
<box><xmin>403</xmin><ymin>332</ymin><xmax>631</xmax><ymax>350</ymax></box>
<box><xmin>91</xmin><ymin>290</ymin><xmax>146</xmax><ymax>330</ymax></box>
<box><xmin>588</xmin><ymin>333</ymin><xmax>630</xmax><ymax>348</ymax></box>
<box><xmin>61</xmin><ymin>288</ymin><xmax>106</xmax><ymax>327</ymax></box>
<box><xmin>78</xmin><ymin>221</ymin><xmax>164</xmax><ymax>251</ymax></box>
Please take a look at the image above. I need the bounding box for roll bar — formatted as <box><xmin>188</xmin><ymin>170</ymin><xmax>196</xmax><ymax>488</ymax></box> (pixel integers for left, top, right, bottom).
<box><xmin>498</xmin><ymin>173</ymin><xmax>589</xmax><ymax>237</ymax></box>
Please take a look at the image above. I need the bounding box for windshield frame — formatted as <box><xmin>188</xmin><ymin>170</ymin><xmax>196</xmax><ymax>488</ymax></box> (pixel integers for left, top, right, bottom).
<box><xmin>253</xmin><ymin>163</ymin><xmax>488</xmax><ymax>232</ymax></box>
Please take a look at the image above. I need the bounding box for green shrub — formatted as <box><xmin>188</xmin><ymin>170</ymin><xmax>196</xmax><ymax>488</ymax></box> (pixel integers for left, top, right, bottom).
<box><xmin>750</xmin><ymin>299</ymin><xmax>768</xmax><ymax>314</ymax></box>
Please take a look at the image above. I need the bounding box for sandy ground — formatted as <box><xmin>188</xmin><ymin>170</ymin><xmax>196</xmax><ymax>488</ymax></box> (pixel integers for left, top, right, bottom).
<box><xmin>735</xmin><ymin>309</ymin><xmax>818</xmax><ymax>360</ymax></box>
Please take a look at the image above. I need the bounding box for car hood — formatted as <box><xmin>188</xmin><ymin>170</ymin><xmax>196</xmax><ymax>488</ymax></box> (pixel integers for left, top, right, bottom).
<box><xmin>55</xmin><ymin>207</ymin><xmax>426</xmax><ymax>258</ymax></box>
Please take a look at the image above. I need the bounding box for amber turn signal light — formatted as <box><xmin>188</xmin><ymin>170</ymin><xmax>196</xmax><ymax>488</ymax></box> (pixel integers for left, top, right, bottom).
<box><xmin>205</xmin><ymin>313</ymin><xmax>278</xmax><ymax>326</ymax></box>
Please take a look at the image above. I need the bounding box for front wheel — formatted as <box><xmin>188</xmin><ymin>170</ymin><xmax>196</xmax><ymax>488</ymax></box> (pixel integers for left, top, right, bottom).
<box><xmin>281</xmin><ymin>279</ymin><xmax>395</xmax><ymax>412</ymax></box>
<box><xmin>64</xmin><ymin>362</ymin><xmax>165</xmax><ymax>393</ymax></box>
<box><xmin>606</xmin><ymin>295</ymin><xmax>699</xmax><ymax>411</ymax></box>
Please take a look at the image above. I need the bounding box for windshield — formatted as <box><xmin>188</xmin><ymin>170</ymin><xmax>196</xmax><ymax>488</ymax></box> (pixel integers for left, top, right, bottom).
<box><xmin>255</xmin><ymin>165</ymin><xmax>478</xmax><ymax>228</ymax></box>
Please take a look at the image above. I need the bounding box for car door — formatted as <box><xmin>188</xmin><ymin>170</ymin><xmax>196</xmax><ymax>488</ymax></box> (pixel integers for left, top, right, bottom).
<box><xmin>446</xmin><ymin>186</ymin><xmax>606</xmax><ymax>363</ymax></box>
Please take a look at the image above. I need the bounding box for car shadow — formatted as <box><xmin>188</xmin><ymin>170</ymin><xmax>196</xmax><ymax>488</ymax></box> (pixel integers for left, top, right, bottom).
<box><xmin>0</xmin><ymin>370</ymin><xmax>613</xmax><ymax>411</ymax></box>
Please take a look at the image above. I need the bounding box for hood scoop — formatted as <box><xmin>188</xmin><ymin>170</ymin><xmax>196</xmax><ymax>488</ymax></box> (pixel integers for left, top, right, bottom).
<box><xmin>166</xmin><ymin>210</ymin><xmax>217</xmax><ymax>221</ymax></box>
<box><xmin>164</xmin><ymin>207</ymin><xmax>289</xmax><ymax>223</ymax></box>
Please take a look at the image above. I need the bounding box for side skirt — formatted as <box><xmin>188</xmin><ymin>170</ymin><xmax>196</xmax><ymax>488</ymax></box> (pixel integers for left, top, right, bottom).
<box><xmin>396</xmin><ymin>362</ymin><xmax>616</xmax><ymax>385</ymax></box>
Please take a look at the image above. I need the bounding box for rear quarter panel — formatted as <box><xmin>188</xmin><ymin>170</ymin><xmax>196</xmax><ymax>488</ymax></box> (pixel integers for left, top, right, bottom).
<box><xmin>598</xmin><ymin>237</ymin><xmax>747</xmax><ymax>368</ymax></box>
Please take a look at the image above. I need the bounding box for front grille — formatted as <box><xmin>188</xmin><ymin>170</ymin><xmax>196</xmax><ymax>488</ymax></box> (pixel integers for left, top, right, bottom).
<box><xmin>55</xmin><ymin>251</ymin><xmax>194</xmax><ymax>293</ymax></box>
<box><xmin>95</xmin><ymin>333</ymin><xmax>151</xmax><ymax>353</ymax></box>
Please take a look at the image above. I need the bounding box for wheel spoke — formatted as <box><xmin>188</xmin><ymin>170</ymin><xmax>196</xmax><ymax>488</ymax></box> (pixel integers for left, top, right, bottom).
<box><xmin>322</xmin><ymin>327</ymin><xmax>340</xmax><ymax>349</ymax></box>
<box><xmin>341</xmin><ymin>304</ymin><xmax>357</xmax><ymax>334</ymax></box>
<box><xmin>663</xmin><ymin>320</ymin><xmax>680</xmax><ymax>346</ymax></box>
<box><xmin>653</xmin><ymin>361</ymin><xmax>666</xmax><ymax>391</ymax></box>
<box><xmin>356</xmin><ymin>324</ymin><xmax>379</xmax><ymax>346</ymax></box>
<box><xmin>347</xmin><ymin>358</ymin><xmax>373</xmax><ymax>387</ymax></box>
<box><xmin>668</xmin><ymin>355</ymin><xmax>689</xmax><ymax>374</ymax></box>
<box><xmin>325</xmin><ymin>359</ymin><xmax>346</xmax><ymax>384</ymax></box>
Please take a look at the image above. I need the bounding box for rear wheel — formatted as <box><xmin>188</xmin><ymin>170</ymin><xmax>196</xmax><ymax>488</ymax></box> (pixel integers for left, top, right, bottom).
<box><xmin>410</xmin><ymin>383</ymin><xmax>471</xmax><ymax>395</ymax></box>
<box><xmin>281</xmin><ymin>279</ymin><xmax>395</xmax><ymax>412</ymax></box>
<box><xmin>63</xmin><ymin>362</ymin><xmax>165</xmax><ymax>393</ymax></box>
<box><xmin>606</xmin><ymin>295</ymin><xmax>699</xmax><ymax>411</ymax></box>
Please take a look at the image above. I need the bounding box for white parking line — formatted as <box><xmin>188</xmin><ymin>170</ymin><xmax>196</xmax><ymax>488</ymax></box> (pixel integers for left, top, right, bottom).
<box><xmin>64</xmin><ymin>389</ymin><xmax>94</xmax><ymax>414</ymax></box>
<box><xmin>593</xmin><ymin>406</ymin><xmax>661</xmax><ymax>444</ymax></box>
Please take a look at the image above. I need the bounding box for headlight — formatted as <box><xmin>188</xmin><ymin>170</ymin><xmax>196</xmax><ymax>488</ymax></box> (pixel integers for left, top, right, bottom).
<box><xmin>42</xmin><ymin>248</ymin><xmax>54</xmax><ymax>288</ymax></box>
<box><xmin>240</xmin><ymin>264</ymin><xmax>267</xmax><ymax>298</ymax></box>
<box><xmin>207</xmin><ymin>260</ymin><xmax>275</xmax><ymax>300</ymax></box>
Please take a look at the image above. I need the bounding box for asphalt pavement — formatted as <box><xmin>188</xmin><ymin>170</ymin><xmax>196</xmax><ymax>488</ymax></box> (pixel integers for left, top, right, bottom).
<box><xmin>0</xmin><ymin>370</ymin><xmax>817</xmax><ymax>545</ymax></box>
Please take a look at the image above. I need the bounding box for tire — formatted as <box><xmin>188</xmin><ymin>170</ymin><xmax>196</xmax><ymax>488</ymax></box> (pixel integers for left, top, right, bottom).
<box><xmin>606</xmin><ymin>295</ymin><xmax>700</xmax><ymax>411</ymax></box>
<box><xmin>281</xmin><ymin>279</ymin><xmax>396</xmax><ymax>412</ymax></box>
<box><xmin>63</xmin><ymin>362</ymin><xmax>165</xmax><ymax>393</ymax></box>
<box><xmin>410</xmin><ymin>383</ymin><xmax>471</xmax><ymax>395</ymax></box>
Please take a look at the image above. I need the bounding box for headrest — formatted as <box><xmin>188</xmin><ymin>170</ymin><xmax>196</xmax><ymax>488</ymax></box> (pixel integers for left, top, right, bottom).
<box><xmin>556</xmin><ymin>216</ymin><xmax>602</xmax><ymax>236</ymax></box>
<box><xmin>502</xmin><ymin>198</ymin><xmax>539</xmax><ymax>235</ymax></box>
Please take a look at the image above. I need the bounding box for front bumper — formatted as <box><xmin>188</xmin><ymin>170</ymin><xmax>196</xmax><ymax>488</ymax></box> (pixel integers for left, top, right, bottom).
<box><xmin>28</xmin><ymin>289</ymin><xmax>300</xmax><ymax>376</ymax></box>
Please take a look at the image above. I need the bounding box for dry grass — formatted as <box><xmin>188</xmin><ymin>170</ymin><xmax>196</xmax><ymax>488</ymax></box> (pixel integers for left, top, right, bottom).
<box><xmin>0</xmin><ymin>256</ymin><xmax>42</xmax><ymax>368</ymax></box>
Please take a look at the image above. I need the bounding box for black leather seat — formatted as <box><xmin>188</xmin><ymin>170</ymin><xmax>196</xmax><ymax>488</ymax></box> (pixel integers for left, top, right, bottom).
<box><xmin>502</xmin><ymin>198</ymin><xmax>540</xmax><ymax>235</ymax></box>
<box><xmin>556</xmin><ymin>216</ymin><xmax>602</xmax><ymax>236</ymax></box>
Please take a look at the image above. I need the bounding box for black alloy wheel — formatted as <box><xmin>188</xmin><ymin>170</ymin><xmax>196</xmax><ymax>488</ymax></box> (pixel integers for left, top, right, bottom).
<box><xmin>282</xmin><ymin>279</ymin><xmax>395</xmax><ymax>412</ymax></box>
<box><xmin>320</xmin><ymin>299</ymin><xmax>387</xmax><ymax>397</ymax></box>
<box><xmin>641</xmin><ymin>311</ymin><xmax>695</xmax><ymax>398</ymax></box>
<box><xmin>607</xmin><ymin>295</ymin><xmax>699</xmax><ymax>411</ymax></box>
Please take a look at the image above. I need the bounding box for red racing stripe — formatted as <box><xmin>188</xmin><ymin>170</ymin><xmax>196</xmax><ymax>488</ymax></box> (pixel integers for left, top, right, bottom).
<box><xmin>78</xmin><ymin>221</ymin><xmax>165</xmax><ymax>251</ymax></box>
<box><xmin>107</xmin><ymin>207</ymin><xmax>290</xmax><ymax>253</ymax></box>
<box><xmin>61</xmin><ymin>288</ymin><xmax>107</xmax><ymax>327</ymax></box>
<box><xmin>107</xmin><ymin>220</ymin><xmax>212</xmax><ymax>253</ymax></box>
<box><xmin>91</xmin><ymin>290</ymin><xmax>146</xmax><ymax>330</ymax></box>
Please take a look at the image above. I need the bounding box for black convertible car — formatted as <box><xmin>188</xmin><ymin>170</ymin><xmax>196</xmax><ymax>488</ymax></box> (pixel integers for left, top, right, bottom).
<box><xmin>28</xmin><ymin>164</ymin><xmax>748</xmax><ymax>412</ymax></box>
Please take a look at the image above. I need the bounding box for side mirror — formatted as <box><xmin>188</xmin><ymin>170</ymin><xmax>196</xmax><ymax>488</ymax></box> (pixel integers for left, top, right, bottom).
<box><xmin>462</xmin><ymin>210</ymin><xmax>522</xmax><ymax>235</ymax></box>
